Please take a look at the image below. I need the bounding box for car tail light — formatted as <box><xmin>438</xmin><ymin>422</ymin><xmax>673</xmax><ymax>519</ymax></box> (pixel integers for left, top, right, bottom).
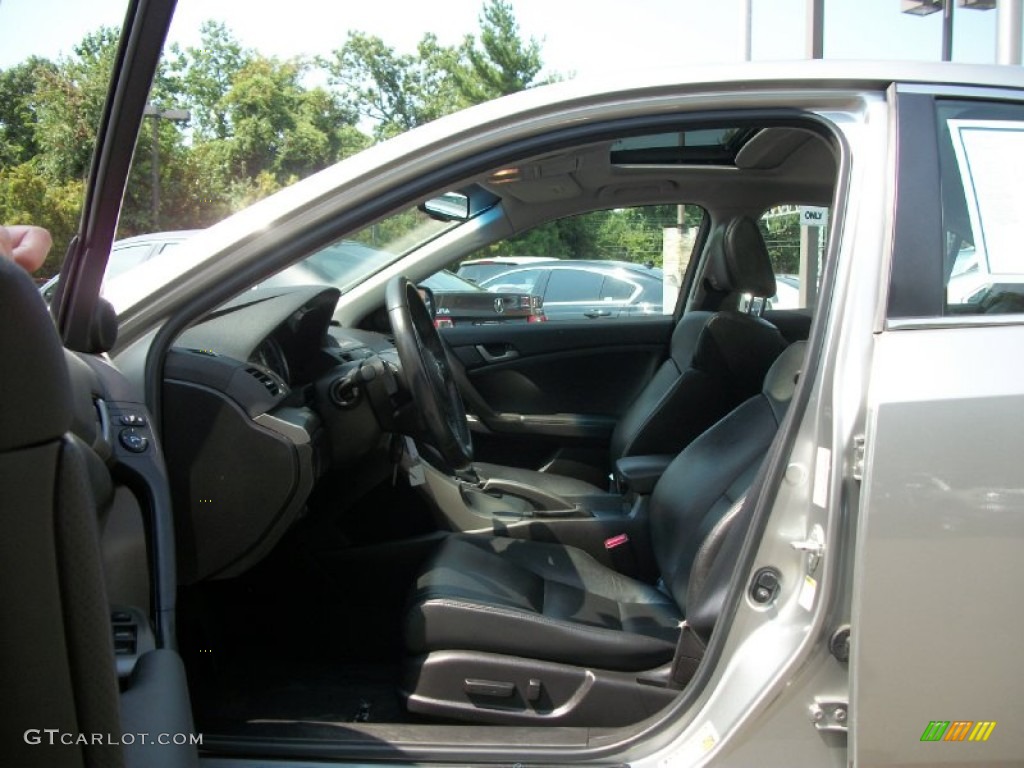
<box><xmin>527</xmin><ymin>313</ymin><xmax>546</xmax><ymax>323</ymax></box>
<box><xmin>435</xmin><ymin>317</ymin><xmax>454</xmax><ymax>329</ymax></box>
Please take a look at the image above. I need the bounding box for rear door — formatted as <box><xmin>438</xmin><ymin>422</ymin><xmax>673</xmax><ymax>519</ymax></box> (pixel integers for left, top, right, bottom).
<box><xmin>852</xmin><ymin>88</ymin><xmax>1024</xmax><ymax>766</ymax></box>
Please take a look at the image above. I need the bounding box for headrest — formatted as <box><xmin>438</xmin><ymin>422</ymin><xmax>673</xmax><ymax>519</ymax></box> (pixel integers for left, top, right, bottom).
<box><xmin>762</xmin><ymin>340</ymin><xmax>806</xmax><ymax>422</ymax></box>
<box><xmin>0</xmin><ymin>258</ymin><xmax>73</xmax><ymax>452</ymax></box>
<box><xmin>705</xmin><ymin>216</ymin><xmax>777</xmax><ymax>298</ymax></box>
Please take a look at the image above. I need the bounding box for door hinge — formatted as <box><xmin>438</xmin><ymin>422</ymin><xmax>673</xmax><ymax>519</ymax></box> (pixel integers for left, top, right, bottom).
<box><xmin>851</xmin><ymin>435</ymin><xmax>866</xmax><ymax>482</ymax></box>
<box><xmin>809</xmin><ymin>697</ymin><xmax>849</xmax><ymax>733</ymax></box>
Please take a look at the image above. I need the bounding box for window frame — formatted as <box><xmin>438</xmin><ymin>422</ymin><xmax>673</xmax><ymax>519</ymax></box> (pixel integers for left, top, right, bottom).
<box><xmin>887</xmin><ymin>85</ymin><xmax>1024</xmax><ymax>329</ymax></box>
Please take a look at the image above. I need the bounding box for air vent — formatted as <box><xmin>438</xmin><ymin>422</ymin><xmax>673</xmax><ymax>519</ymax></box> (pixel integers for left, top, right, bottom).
<box><xmin>244</xmin><ymin>366</ymin><xmax>282</xmax><ymax>397</ymax></box>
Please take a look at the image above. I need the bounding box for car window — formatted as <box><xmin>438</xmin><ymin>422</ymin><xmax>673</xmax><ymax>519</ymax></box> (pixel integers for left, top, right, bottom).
<box><xmin>545</xmin><ymin>269</ymin><xmax>603</xmax><ymax>302</ymax></box>
<box><xmin>939</xmin><ymin>101</ymin><xmax>1024</xmax><ymax>316</ymax></box>
<box><xmin>446</xmin><ymin>204</ymin><xmax>706</xmax><ymax>322</ymax></box>
<box><xmin>600</xmin><ymin>276</ymin><xmax>635</xmax><ymax>302</ymax></box>
<box><xmin>482</xmin><ymin>268</ymin><xmax>545</xmax><ymax>294</ymax></box>
<box><xmin>754</xmin><ymin>204</ymin><xmax>830</xmax><ymax>311</ymax></box>
<box><xmin>106</xmin><ymin>242</ymin><xmax>154</xmax><ymax>279</ymax></box>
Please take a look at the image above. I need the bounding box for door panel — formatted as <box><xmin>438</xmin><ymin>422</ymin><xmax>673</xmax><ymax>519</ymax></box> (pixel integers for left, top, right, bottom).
<box><xmin>853</xmin><ymin>326</ymin><xmax>1024</xmax><ymax>766</ymax></box>
<box><xmin>442</xmin><ymin>317</ymin><xmax>671</xmax><ymax>476</ymax></box>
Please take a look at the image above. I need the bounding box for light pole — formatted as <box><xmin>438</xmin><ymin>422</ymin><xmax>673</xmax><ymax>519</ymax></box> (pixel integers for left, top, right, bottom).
<box><xmin>143</xmin><ymin>104</ymin><xmax>190</xmax><ymax>230</ymax></box>
<box><xmin>900</xmin><ymin>0</ymin><xmax>1000</xmax><ymax>63</ymax></box>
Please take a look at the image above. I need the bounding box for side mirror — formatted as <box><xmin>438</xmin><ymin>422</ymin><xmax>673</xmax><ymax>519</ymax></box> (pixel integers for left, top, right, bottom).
<box><xmin>420</xmin><ymin>192</ymin><xmax>470</xmax><ymax>222</ymax></box>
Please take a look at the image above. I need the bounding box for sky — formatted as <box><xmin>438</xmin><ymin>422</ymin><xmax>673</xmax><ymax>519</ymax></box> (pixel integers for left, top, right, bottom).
<box><xmin>0</xmin><ymin>0</ymin><xmax>1008</xmax><ymax>77</ymax></box>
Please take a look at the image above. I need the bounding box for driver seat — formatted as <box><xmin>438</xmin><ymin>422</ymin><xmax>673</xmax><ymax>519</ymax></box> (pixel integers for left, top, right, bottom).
<box><xmin>404</xmin><ymin>341</ymin><xmax>806</xmax><ymax>725</ymax></box>
<box><xmin>473</xmin><ymin>216</ymin><xmax>788</xmax><ymax>496</ymax></box>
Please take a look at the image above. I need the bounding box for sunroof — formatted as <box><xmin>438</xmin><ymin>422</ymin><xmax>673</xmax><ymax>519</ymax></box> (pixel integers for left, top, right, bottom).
<box><xmin>610</xmin><ymin>127</ymin><xmax>759</xmax><ymax>166</ymax></box>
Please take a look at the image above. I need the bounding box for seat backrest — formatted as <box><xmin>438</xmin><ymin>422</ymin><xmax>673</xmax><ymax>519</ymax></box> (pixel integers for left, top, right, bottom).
<box><xmin>609</xmin><ymin>216</ymin><xmax>787</xmax><ymax>461</ymax></box>
<box><xmin>648</xmin><ymin>341</ymin><xmax>806</xmax><ymax>613</ymax></box>
<box><xmin>0</xmin><ymin>257</ymin><xmax>124</xmax><ymax>768</ymax></box>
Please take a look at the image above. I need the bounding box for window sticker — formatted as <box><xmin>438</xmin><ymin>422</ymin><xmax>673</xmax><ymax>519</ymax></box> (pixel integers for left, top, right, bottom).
<box><xmin>948</xmin><ymin>119</ymin><xmax>1024</xmax><ymax>277</ymax></box>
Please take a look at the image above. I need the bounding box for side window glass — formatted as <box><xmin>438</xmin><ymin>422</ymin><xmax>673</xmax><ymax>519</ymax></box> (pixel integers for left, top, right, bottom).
<box><xmin>939</xmin><ymin>102</ymin><xmax>1024</xmax><ymax>316</ymax></box>
<box><xmin>600</xmin><ymin>277</ymin><xmax>635</xmax><ymax>302</ymax></box>
<box><xmin>546</xmin><ymin>269</ymin><xmax>603</xmax><ymax>302</ymax></box>
<box><xmin>755</xmin><ymin>205</ymin><xmax>829</xmax><ymax>311</ymax></box>
<box><xmin>449</xmin><ymin>204</ymin><xmax>707</xmax><ymax>322</ymax></box>
<box><xmin>105</xmin><ymin>243</ymin><xmax>154</xmax><ymax>280</ymax></box>
<box><xmin>485</xmin><ymin>268</ymin><xmax>543</xmax><ymax>293</ymax></box>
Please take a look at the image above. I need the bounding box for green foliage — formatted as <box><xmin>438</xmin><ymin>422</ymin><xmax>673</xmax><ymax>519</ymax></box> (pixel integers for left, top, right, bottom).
<box><xmin>454</xmin><ymin>0</ymin><xmax>545</xmax><ymax>104</ymax></box>
<box><xmin>0</xmin><ymin>57</ymin><xmax>56</xmax><ymax>166</ymax></box>
<box><xmin>0</xmin><ymin>161</ymin><xmax>84</xmax><ymax>274</ymax></box>
<box><xmin>759</xmin><ymin>207</ymin><xmax>802</xmax><ymax>274</ymax></box>
<box><xmin>33</xmin><ymin>27</ymin><xmax>121</xmax><ymax>181</ymax></box>
<box><xmin>327</xmin><ymin>0</ymin><xmax>551</xmax><ymax>138</ymax></box>
<box><xmin>486</xmin><ymin>205</ymin><xmax>699</xmax><ymax>267</ymax></box>
<box><xmin>168</xmin><ymin>21</ymin><xmax>252</xmax><ymax>140</ymax></box>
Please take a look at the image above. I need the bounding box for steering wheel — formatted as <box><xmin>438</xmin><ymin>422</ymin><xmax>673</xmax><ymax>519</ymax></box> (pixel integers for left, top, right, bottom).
<box><xmin>385</xmin><ymin>276</ymin><xmax>474</xmax><ymax>474</ymax></box>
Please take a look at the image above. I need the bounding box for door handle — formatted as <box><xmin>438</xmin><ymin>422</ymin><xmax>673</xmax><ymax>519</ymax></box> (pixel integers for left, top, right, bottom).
<box><xmin>475</xmin><ymin>344</ymin><xmax>519</xmax><ymax>363</ymax></box>
<box><xmin>583</xmin><ymin>309</ymin><xmax>613</xmax><ymax>318</ymax></box>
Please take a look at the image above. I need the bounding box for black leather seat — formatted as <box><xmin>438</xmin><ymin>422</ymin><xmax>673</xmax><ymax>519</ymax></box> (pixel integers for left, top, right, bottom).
<box><xmin>404</xmin><ymin>341</ymin><xmax>806</xmax><ymax>725</ymax></box>
<box><xmin>474</xmin><ymin>216</ymin><xmax>788</xmax><ymax>495</ymax></box>
<box><xmin>0</xmin><ymin>257</ymin><xmax>198</xmax><ymax>767</ymax></box>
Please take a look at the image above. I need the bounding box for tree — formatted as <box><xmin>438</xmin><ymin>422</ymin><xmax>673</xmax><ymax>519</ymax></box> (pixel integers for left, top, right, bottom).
<box><xmin>168</xmin><ymin>22</ymin><xmax>253</xmax><ymax>141</ymax></box>
<box><xmin>451</xmin><ymin>0</ymin><xmax>545</xmax><ymax>105</ymax></box>
<box><xmin>220</xmin><ymin>55</ymin><xmax>362</xmax><ymax>183</ymax></box>
<box><xmin>0</xmin><ymin>162</ymin><xmax>84</xmax><ymax>275</ymax></box>
<box><xmin>0</xmin><ymin>57</ymin><xmax>57</xmax><ymax>167</ymax></box>
<box><xmin>323</xmin><ymin>32</ymin><xmax>449</xmax><ymax>140</ymax></box>
<box><xmin>326</xmin><ymin>0</ymin><xmax>552</xmax><ymax>139</ymax></box>
<box><xmin>33</xmin><ymin>27</ymin><xmax>122</xmax><ymax>181</ymax></box>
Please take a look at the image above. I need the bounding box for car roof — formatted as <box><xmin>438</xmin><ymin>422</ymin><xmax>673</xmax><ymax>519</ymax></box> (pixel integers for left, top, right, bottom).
<box><xmin>113</xmin><ymin>229</ymin><xmax>203</xmax><ymax>247</ymax></box>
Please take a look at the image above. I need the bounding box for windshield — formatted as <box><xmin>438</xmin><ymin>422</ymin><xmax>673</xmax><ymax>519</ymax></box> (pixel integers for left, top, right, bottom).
<box><xmin>260</xmin><ymin>204</ymin><xmax>465</xmax><ymax>295</ymax></box>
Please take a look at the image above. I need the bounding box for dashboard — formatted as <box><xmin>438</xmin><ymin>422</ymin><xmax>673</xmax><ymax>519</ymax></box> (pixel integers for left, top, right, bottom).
<box><xmin>162</xmin><ymin>284</ymin><xmax>404</xmax><ymax>583</ymax></box>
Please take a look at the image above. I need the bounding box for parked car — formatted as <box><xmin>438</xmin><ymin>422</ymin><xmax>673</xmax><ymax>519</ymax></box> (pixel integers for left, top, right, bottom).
<box><xmin>420</xmin><ymin>268</ymin><xmax>545</xmax><ymax>327</ymax></box>
<box><xmin>5</xmin><ymin>7</ymin><xmax>1024</xmax><ymax>766</ymax></box>
<box><xmin>480</xmin><ymin>259</ymin><xmax>664</xmax><ymax>320</ymax></box>
<box><xmin>38</xmin><ymin>229</ymin><xmax>200</xmax><ymax>303</ymax></box>
<box><xmin>456</xmin><ymin>255</ymin><xmax>556</xmax><ymax>284</ymax></box>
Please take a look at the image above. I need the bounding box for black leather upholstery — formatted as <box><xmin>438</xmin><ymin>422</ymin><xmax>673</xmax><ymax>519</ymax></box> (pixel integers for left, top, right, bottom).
<box><xmin>472</xmin><ymin>460</ymin><xmax>607</xmax><ymax>497</ymax></box>
<box><xmin>406</xmin><ymin>342</ymin><xmax>807</xmax><ymax>682</ymax></box>
<box><xmin>473</xmin><ymin>218</ymin><xmax>787</xmax><ymax>496</ymax></box>
<box><xmin>0</xmin><ymin>258</ymin><xmax>73</xmax><ymax>452</ymax></box>
<box><xmin>0</xmin><ymin>258</ymin><xmax>124</xmax><ymax>767</ymax></box>
<box><xmin>0</xmin><ymin>258</ymin><xmax>199</xmax><ymax>767</ymax></box>
<box><xmin>407</xmin><ymin>535</ymin><xmax>680</xmax><ymax>670</ymax></box>
<box><xmin>610</xmin><ymin>310</ymin><xmax>787</xmax><ymax>461</ymax></box>
<box><xmin>705</xmin><ymin>216</ymin><xmax>777</xmax><ymax>299</ymax></box>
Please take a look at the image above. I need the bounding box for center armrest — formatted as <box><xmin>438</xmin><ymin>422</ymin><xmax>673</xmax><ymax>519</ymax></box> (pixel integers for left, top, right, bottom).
<box><xmin>614</xmin><ymin>454</ymin><xmax>675</xmax><ymax>495</ymax></box>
